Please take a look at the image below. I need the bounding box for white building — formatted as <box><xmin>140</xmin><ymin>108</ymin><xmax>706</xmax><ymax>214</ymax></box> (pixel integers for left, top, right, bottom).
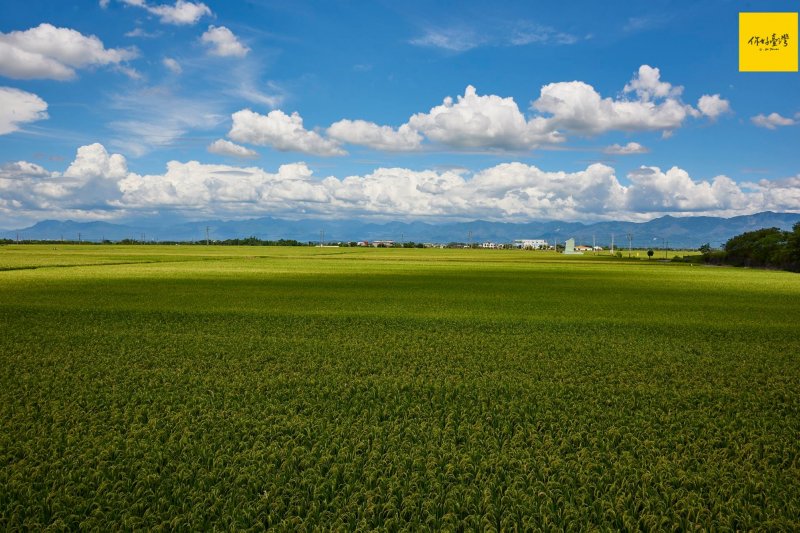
<box><xmin>514</xmin><ymin>239</ymin><xmax>548</xmax><ymax>249</ymax></box>
<box><xmin>481</xmin><ymin>242</ymin><xmax>497</xmax><ymax>249</ymax></box>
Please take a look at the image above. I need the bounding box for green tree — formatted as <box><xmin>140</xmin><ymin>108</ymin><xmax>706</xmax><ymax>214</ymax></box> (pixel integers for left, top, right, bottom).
<box><xmin>647</xmin><ymin>249</ymin><xmax>654</xmax><ymax>259</ymax></box>
<box><xmin>724</xmin><ymin>227</ymin><xmax>788</xmax><ymax>268</ymax></box>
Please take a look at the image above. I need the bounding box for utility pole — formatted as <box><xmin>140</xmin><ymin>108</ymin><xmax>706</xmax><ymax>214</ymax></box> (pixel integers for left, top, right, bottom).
<box><xmin>467</xmin><ymin>230</ymin><xmax>472</xmax><ymax>248</ymax></box>
<box><xmin>611</xmin><ymin>233</ymin><xmax>614</xmax><ymax>255</ymax></box>
<box><xmin>205</xmin><ymin>226</ymin><xmax>210</xmax><ymax>246</ymax></box>
<box><xmin>320</xmin><ymin>229</ymin><xmax>324</xmax><ymax>247</ymax></box>
<box><xmin>16</xmin><ymin>232</ymin><xmax>19</xmax><ymax>244</ymax></box>
<box><xmin>78</xmin><ymin>232</ymin><xmax>82</xmax><ymax>243</ymax></box>
<box><xmin>664</xmin><ymin>239</ymin><xmax>669</xmax><ymax>259</ymax></box>
<box><xmin>593</xmin><ymin>233</ymin><xmax>596</xmax><ymax>255</ymax></box>
<box><xmin>626</xmin><ymin>233</ymin><xmax>633</xmax><ymax>258</ymax></box>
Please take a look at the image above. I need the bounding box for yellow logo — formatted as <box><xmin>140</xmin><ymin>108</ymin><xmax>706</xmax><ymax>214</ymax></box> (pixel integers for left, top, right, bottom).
<box><xmin>739</xmin><ymin>12</ymin><xmax>798</xmax><ymax>72</ymax></box>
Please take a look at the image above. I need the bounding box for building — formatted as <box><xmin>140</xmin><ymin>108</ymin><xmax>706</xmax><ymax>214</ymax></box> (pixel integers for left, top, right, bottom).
<box><xmin>481</xmin><ymin>242</ymin><xmax>497</xmax><ymax>249</ymax></box>
<box><xmin>372</xmin><ymin>240</ymin><xmax>394</xmax><ymax>247</ymax></box>
<box><xmin>563</xmin><ymin>238</ymin><xmax>583</xmax><ymax>255</ymax></box>
<box><xmin>514</xmin><ymin>239</ymin><xmax>548</xmax><ymax>249</ymax></box>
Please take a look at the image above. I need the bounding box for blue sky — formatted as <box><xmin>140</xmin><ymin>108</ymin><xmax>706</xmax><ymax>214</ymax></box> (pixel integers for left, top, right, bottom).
<box><xmin>1</xmin><ymin>0</ymin><xmax>798</xmax><ymax>227</ymax></box>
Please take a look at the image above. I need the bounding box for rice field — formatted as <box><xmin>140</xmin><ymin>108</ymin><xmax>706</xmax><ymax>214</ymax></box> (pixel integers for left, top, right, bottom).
<box><xmin>1</xmin><ymin>245</ymin><xmax>798</xmax><ymax>529</ymax></box>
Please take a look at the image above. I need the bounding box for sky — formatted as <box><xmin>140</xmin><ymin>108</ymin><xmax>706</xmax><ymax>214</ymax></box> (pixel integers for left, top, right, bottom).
<box><xmin>1</xmin><ymin>0</ymin><xmax>799</xmax><ymax>228</ymax></box>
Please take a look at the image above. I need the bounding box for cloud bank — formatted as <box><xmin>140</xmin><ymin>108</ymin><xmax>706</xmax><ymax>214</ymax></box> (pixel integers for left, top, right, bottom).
<box><xmin>223</xmin><ymin>65</ymin><xmax>730</xmax><ymax>156</ymax></box>
<box><xmin>2</xmin><ymin>142</ymin><xmax>797</xmax><ymax>225</ymax></box>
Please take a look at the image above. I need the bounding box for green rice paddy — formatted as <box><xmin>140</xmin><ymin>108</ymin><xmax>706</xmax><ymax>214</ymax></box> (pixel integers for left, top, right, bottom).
<box><xmin>1</xmin><ymin>245</ymin><xmax>798</xmax><ymax>529</ymax></box>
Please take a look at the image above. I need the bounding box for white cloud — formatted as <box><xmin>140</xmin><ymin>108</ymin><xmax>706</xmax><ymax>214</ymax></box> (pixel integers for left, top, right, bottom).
<box><xmin>64</xmin><ymin>143</ymin><xmax>128</xmax><ymax>180</ymax></box>
<box><xmin>116</xmin><ymin>65</ymin><xmax>143</xmax><ymax>80</ymax></box>
<box><xmin>623</xmin><ymin>65</ymin><xmax>682</xmax><ymax>101</ymax></box>
<box><xmin>3</xmin><ymin>143</ymin><xmax>799</xmax><ymax>223</ymax></box>
<box><xmin>125</xmin><ymin>27</ymin><xmax>161</xmax><ymax>38</ymax></box>
<box><xmin>603</xmin><ymin>142</ymin><xmax>649</xmax><ymax>155</ymax></box>
<box><xmin>0</xmin><ymin>86</ymin><xmax>48</xmax><ymax>134</ymax></box>
<box><xmin>532</xmin><ymin>66</ymin><xmax>697</xmax><ymax>135</ymax></box>
<box><xmin>162</xmin><ymin>57</ymin><xmax>181</xmax><ymax>74</ymax></box>
<box><xmin>327</xmin><ymin>120</ymin><xmax>422</xmax><ymax>151</ymax></box>
<box><xmin>697</xmin><ymin>94</ymin><xmax>731</xmax><ymax>119</ymax></box>
<box><xmin>223</xmin><ymin>66</ymin><xmax>726</xmax><ymax>156</ymax></box>
<box><xmin>410</xmin><ymin>21</ymin><xmax>580</xmax><ymax>52</ymax></box>
<box><xmin>201</xmin><ymin>26</ymin><xmax>249</xmax><ymax>57</ymax></box>
<box><xmin>108</xmin><ymin>85</ymin><xmax>224</xmax><ymax>156</ymax></box>
<box><xmin>508</xmin><ymin>22</ymin><xmax>579</xmax><ymax>45</ymax></box>
<box><xmin>0</xmin><ymin>144</ymin><xmax>128</xmax><ymax>213</ymax></box>
<box><xmin>99</xmin><ymin>0</ymin><xmax>110</xmax><ymax>7</ymax></box>
<box><xmin>751</xmin><ymin>112</ymin><xmax>796</xmax><ymax>129</ymax></box>
<box><xmin>228</xmin><ymin>109</ymin><xmax>346</xmax><ymax>156</ymax></box>
<box><xmin>408</xmin><ymin>85</ymin><xmax>562</xmax><ymax>150</ymax></box>
<box><xmin>120</xmin><ymin>0</ymin><xmax>211</xmax><ymax>25</ymax></box>
<box><xmin>117</xmin><ymin>161</ymin><xmax>322</xmax><ymax>209</ymax></box>
<box><xmin>410</xmin><ymin>27</ymin><xmax>485</xmax><ymax>52</ymax></box>
<box><xmin>0</xmin><ymin>23</ymin><xmax>138</xmax><ymax>80</ymax></box>
<box><xmin>752</xmin><ymin>176</ymin><xmax>800</xmax><ymax>211</ymax></box>
<box><xmin>625</xmin><ymin>166</ymin><xmax>749</xmax><ymax>213</ymax></box>
<box><xmin>207</xmin><ymin>139</ymin><xmax>258</xmax><ymax>159</ymax></box>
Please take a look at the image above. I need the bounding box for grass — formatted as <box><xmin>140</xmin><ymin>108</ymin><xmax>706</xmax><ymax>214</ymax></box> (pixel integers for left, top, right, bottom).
<box><xmin>1</xmin><ymin>245</ymin><xmax>798</xmax><ymax>529</ymax></box>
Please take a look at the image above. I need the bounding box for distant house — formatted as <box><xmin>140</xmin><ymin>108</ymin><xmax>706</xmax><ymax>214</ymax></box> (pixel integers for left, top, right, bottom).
<box><xmin>372</xmin><ymin>240</ymin><xmax>394</xmax><ymax>247</ymax></box>
<box><xmin>356</xmin><ymin>241</ymin><xmax>369</xmax><ymax>247</ymax></box>
<box><xmin>514</xmin><ymin>239</ymin><xmax>548</xmax><ymax>250</ymax></box>
<box><xmin>575</xmin><ymin>245</ymin><xmax>593</xmax><ymax>252</ymax></box>
<box><xmin>481</xmin><ymin>242</ymin><xmax>497</xmax><ymax>249</ymax></box>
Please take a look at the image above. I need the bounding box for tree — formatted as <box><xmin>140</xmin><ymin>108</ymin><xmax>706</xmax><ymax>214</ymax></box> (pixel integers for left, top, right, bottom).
<box><xmin>647</xmin><ymin>249</ymin><xmax>654</xmax><ymax>259</ymax></box>
<box><xmin>724</xmin><ymin>227</ymin><xmax>787</xmax><ymax>267</ymax></box>
<box><xmin>698</xmin><ymin>243</ymin><xmax>711</xmax><ymax>254</ymax></box>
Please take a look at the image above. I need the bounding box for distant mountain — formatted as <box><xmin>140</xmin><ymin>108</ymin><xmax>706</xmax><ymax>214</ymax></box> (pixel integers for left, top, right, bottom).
<box><xmin>4</xmin><ymin>212</ymin><xmax>800</xmax><ymax>249</ymax></box>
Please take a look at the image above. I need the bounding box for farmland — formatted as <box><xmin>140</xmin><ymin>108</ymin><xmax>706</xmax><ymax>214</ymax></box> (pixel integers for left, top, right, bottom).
<box><xmin>1</xmin><ymin>245</ymin><xmax>799</xmax><ymax>529</ymax></box>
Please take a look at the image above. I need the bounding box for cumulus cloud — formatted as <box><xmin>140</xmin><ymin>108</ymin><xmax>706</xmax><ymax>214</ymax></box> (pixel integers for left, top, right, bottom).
<box><xmin>625</xmin><ymin>166</ymin><xmax>749</xmax><ymax>213</ymax></box>
<box><xmin>0</xmin><ymin>23</ymin><xmax>138</xmax><ymax>80</ymax></box>
<box><xmin>0</xmin><ymin>143</ymin><xmax>128</xmax><ymax>215</ymax></box>
<box><xmin>201</xmin><ymin>26</ymin><xmax>249</xmax><ymax>57</ymax></box>
<box><xmin>532</xmin><ymin>66</ymin><xmax>698</xmax><ymax>135</ymax></box>
<box><xmin>64</xmin><ymin>143</ymin><xmax>128</xmax><ymax>180</ymax></box>
<box><xmin>120</xmin><ymin>0</ymin><xmax>211</xmax><ymax>25</ymax></box>
<box><xmin>162</xmin><ymin>57</ymin><xmax>181</xmax><ymax>74</ymax></box>
<box><xmin>327</xmin><ymin>120</ymin><xmax>422</xmax><ymax>151</ymax></box>
<box><xmin>623</xmin><ymin>65</ymin><xmax>683</xmax><ymax>101</ymax></box>
<box><xmin>228</xmin><ymin>109</ymin><xmax>346</xmax><ymax>156</ymax></box>
<box><xmin>603</xmin><ymin>142</ymin><xmax>649</xmax><ymax>155</ymax></box>
<box><xmin>0</xmin><ymin>86</ymin><xmax>48</xmax><ymax>134</ymax></box>
<box><xmin>116</xmin><ymin>161</ymin><xmax>323</xmax><ymax>209</ymax></box>
<box><xmin>207</xmin><ymin>139</ymin><xmax>258</xmax><ymax>159</ymax></box>
<box><xmin>224</xmin><ymin>66</ymin><xmax>728</xmax><ymax>156</ymax></box>
<box><xmin>751</xmin><ymin>112</ymin><xmax>796</xmax><ymax>129</ymax></box>
<box><xmin>697</xmin><ymin>94</ymin><xmax>731</xmax><ymax>119</ymax></box>
<box><xmin>108</xmin><ymin>158</ymin><xmax>796</xmax><ymax>220</ymax></box>
<box><xmin>3</xmin><ymin>143</ymin><xmax>799</xmax><ymax>223</ymax></box>
<box><xmin>408</xmin><ymin>85</ymin><xmax>562</xmax><ymax>150</ymax></box>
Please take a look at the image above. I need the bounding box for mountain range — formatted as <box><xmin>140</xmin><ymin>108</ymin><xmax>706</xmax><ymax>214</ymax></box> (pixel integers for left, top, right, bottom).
<box><xmin>3</xmin><ymin>212</ymin><xmax>800</xmax><ymax>249</ymax></box>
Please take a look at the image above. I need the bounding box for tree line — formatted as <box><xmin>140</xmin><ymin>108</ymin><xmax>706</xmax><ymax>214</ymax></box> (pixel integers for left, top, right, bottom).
<box><xmin>702</xmin><ymin>223</ymin><xmax>800</xmax><ymax>272</ymax></box>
